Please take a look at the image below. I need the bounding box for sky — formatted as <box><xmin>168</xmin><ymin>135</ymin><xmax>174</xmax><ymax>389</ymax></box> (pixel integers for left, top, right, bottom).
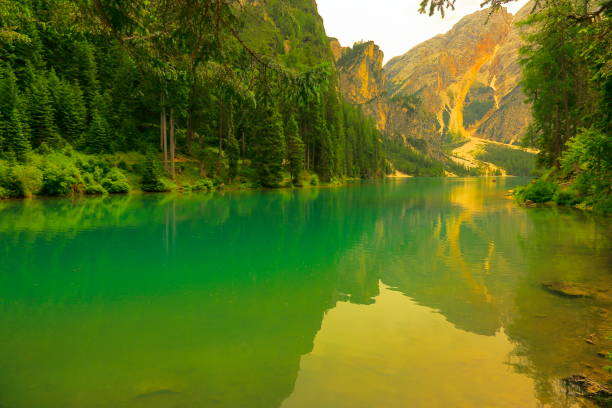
<box><xmin>317</xmin><ymin>0</ymin><xmax>529</xmax><ymax>64</ymax></box>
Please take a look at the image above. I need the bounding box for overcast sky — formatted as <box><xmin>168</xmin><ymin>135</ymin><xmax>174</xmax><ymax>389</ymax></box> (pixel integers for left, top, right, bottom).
<box><xmin>317</xmin><ymin>0</ymin><xmax>529</xmax><ymax>64</ymax></box>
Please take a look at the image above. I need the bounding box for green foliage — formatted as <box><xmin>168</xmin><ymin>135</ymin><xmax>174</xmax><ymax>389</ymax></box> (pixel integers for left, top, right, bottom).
<box><xmin>0</xmin><ymin>66</ymin><xmax>30</xmax><ymax>161</ymax></box>
<box><xmin>27</xmin><ymin>74</ymin><xmax>59</xmax><ymax>148</ymax></box>
<box><xmin>83</xmin><ymin>172</ymin><xmax>107</xmax><ymax>195</ymax></box>
<box><xmin>253</xmin><ymin>102</ymin><xmax>286</xmax><ymax>187</ymax></box>
<box><xmin>48</xmin><ymin>72</ymin><xmax>86</xmax><ymax>145</ymax></box>
<box><xmin>140</xmin><ymin>154</ymin><xmax>168</xmax><ymax>192</ymax></box>
<box><xmin>515</xmin><ymin>180</ymin><xmax>558</xmax><ymax>204</ymax></box>
<box><xmin>561</xmin><ymin>128</ymin><xmax>611</xmax><ymax>195</ymax></box>
<box><xmin>286</xmin><ymin>116</ymin><xmax>305</xmax><ymax>184</ymax></box>
<box><xmin>101</xmin><ymin>168</ymin><xmax>129</xmax><ymax>194</ymax></box>
<box><xmin>553</xmin><ymin>189</ymin><xmax>581</xmax><ymax>206</ymax></box>
<box><xmin>463</xmin><ymin>99</ymin><xmax>493</xmax><ymax>127</ymax></box>
<box><xmin>39</xmin><ymin>154</ymin><xmax>82</xmax><ymax>196</ymax></box>
<box><xmin>309</xmin><ymin>173</ymin><xmax>319</xmax><ymax>186</ymax></box>
<box><xmin>383</xmin><ymin>138</ymin><xmax>479</xmax><ymax>177</ymax></box>
<box><xmin>0</xmin><ymin>161</ymin><xmax>24</xmax><ymax>197</ymax></box>
<box><xmin>384</xmin><ymin>138</ymin><xmax>444</xmax><ymax>176</ymax></box>
<box><xmin>0</xmin><ymin>0</ymin><xmax>388</xmax><ymax>199</ymax></box>
<box><xmin>192</xmin><ymin>178</ymin><xmax>214</xmax><ymax>192</ymax></box>
<box><xmin>12</xmin><ymin>164</ymin><xmax>43</xmax><ymax>197</ymax></box>
<box><xmin>515</xmin><ymin>0</ymin><xmax>610</xmax><ymax>213</ymax></box>
<box><xmin>475</xmin><ymin>144</ymin><xmax>536</xmax><ymax>176</ymax></box>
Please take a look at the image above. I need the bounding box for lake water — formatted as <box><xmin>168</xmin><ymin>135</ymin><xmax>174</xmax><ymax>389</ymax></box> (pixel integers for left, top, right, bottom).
<box><xmin>0</xmin><ymin>178</ymin><xmax>610</xmax><ymax>408</ymax></box>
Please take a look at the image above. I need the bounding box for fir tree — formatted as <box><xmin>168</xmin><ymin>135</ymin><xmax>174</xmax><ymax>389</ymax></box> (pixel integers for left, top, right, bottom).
<box><xmin>27</xmin><ymin>74</ymin><xmax>59</xmax><ymax>147</ymax></box>
<box><xmin>87</xmin><ymin>108</ymin><xmax>110</xmax><ymax>154</ymax></box>
<box><xmin>285</xmin><ymin>116</ymin><xmax>304</xmax><ymax>184</ymax></box>
<box><xmin>49</xmin><ymin>71</ymin><xmax>87</xmax><ymax>144</ymax></box>
<box><xmin>74</xmin><ymin>42</ymin><xmax>100</xmax><ymax>115</ymax></box>
<box><xmin>0</xmin><ymin>67</ymin><xmax>30</xmax><ymax>160</ymax></box>
<box><xmin>253</xmin><ymin>102</ymin><xmax>285</xmax><ymax>187</ymax></box>
<box><xmin>4</xmin><ymin>108</ymin><xmax>30</xmax><ymax>161</ymax></box>
<box><xmin>141</xmin><ymin>152</ymin><xmax>167</xmax><ymax>192</ymax></box>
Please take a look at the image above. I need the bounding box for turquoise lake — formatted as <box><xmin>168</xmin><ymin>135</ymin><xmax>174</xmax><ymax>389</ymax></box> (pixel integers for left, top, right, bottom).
<box><xmin>0</xmin><ymin>178</ymin><xmax>610</xmax><ymax>407</ymax></box>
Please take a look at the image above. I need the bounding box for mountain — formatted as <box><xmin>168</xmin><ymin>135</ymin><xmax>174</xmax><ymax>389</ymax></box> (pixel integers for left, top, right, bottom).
<box><xmin>334</xmin><ymin>3</ymin><xmax>534</xmax><ymax>146</ymax></box>
<box><xmin>332</xmin><ymin>40</ymin><xmax>440</xmax><ymax>152</ymax></box>
<box><xmin>384</xmin><ymin>4</ymin><xmax>532</xmax><ymax>144</ymax></box>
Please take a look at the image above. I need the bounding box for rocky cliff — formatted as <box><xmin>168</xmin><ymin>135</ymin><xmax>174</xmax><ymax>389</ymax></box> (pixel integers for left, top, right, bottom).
<box><xmin>333</xmin><ymin>40</ymin><xmax>440</xmax><ymax>149</ymax></box>
<box><xmin>333</xmin><ymin>41</ymin><xmax>390</xmax><ymax>132</ymax></box>
<box><xmin>384</xmin><ymin>4</ymin><xmax>532</xmax><ymax>144</ymax></box>
<box><xmin>334</xmin><ymin>3</ymin><xmax>533</xmax><ymax>146</ymax></box>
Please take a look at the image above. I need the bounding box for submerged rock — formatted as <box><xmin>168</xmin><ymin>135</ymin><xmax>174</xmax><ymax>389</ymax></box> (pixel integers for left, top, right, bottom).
<box><xmin>563</xmin><ymin>375</ymin><xmax>611</xmax><ymax>406</ymax></box>
<box><xmin>542</xmin><ymin>281</ymin><xmax>592</xmax><ymax>298</ymax></box>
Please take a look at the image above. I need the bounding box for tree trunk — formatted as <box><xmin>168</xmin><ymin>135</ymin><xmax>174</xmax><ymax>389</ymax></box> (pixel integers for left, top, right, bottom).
<box><xmin>218</xmin><ymin>98</ymin><xmax>224</xmax><ymax>155</ymax></box>
<box><xmin>241</xmin><ymin>129</ymin><xmax>245</xmax><ymax>157</ymax></box>
<box><xmin>187</xmin><ymin>105</ymin><xmax>194</xmax><ymax>154</ymax></box>
<box><xmin>170</xmin><ymin>107</ymin><xmax>175</xmax><ymax>179</ymax></box>
<box><xmin>161</xmin><ymin>93</ymin><xmax>168</xmax><ymax>172</ymax></box>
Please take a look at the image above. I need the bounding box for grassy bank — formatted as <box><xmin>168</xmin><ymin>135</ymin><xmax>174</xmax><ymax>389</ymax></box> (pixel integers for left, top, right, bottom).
<box><xmin>0</xmin><ymin>147</ymin><xmax>329</xmax><ymax>200</ymax></box>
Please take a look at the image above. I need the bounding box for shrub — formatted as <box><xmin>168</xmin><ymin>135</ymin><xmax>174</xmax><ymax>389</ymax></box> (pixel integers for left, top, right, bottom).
<box><xmin>553</xmin><ymin>189</ymin><xmax>581</xmax><ymax>206</ymax></box>
<box><xmin>12</xmin><ymin>165</ymin><xmax>43</xmax><ymax>197</ymax></box>
<box><xmin>141</xmin><ymin>154</ymin><xmax>168</xmax><ymax>192</ymax></box>
<box><xmin>293</xmin><ymin>171</ymin><xmax>307</xmax><ymax>187</ymax></box>
<box><xmin>83</xmin><ymin>172</ymin><xmax>107</xmax><ymax>195</ymax></box>
<box><xmin>592</xmin><ymin>194</ymin><xmax>612</xmax><ymax>216</ymax></box>
<box><xmin>515</xmin><ymin>179</ymin><xmax>558</xmax><ymax>203</ymax></box>
<box><xmin>0</xmin><ymin>162</ymin><xmax>24</xmax><ymax>197</ymax></box>
<box><xmin>310</xmin><ymin>173</ymin><xmax>319</xmax><ymax>186</ymax></box>
<box><xmin>101</xmin><ymin>168</ymin><xmax>130</xmax><ymax>193</ymax></box>
<box><xmin>39</xmin><ymin>155</ymin><xmax>82</xmax><ymax>196</ymax></box>
<box><xmin>192</xmin><ymin>178</ymin><xmax>214</xmax><ymax>192</ymax></box>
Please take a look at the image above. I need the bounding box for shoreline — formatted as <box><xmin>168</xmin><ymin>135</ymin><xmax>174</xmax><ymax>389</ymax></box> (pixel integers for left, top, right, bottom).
<box><xmin>0</xmin><ymin>175</ymin><xmax>529</xmax><ymax>203</ymax></box>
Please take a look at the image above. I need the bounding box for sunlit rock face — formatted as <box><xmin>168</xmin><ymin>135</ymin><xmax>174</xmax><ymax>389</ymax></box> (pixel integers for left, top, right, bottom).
<box><xmin>334</xmin><ymin>3</ymin><xmax>534</xmax><ymax>146</ymax></box>
<box><xmin>335</xmin><ymin>41</ymin><xmax>386</xmax><ymax>105</ymax></box>
<box><xmin>332</xmin><ymin>39</ymin><xmax>440</xmax><ymax>148</ymax></box>
<box><xmin>329</xmin><ymin>37</ymin><xmax>348</xmax><ymax>63</ymax></box>
<box><xmin>384</xmin><ymin>4</ymin><xmax>533</xmax><ymax>144</ymax></box>
<box><xmin>471</xmin><ymin>3</ymin><xmax>534</xmax><ymax>143</ymax></box>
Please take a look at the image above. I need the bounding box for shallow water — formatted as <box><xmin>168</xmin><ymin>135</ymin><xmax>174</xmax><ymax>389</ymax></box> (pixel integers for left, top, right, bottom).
<box><xmin>0</xmin><ymin>178</ymin><xmax>610</xmax><ymax>408</ymax></box>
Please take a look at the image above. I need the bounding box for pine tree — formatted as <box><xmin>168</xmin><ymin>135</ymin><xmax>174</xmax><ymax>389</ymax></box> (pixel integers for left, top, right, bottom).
<box><xmin>0</xmin><ymin>67</ymin><xmax>30</xmax><ymax>160</ymax></box>
<box><xmin>49</xmin><ymin>71</ymin><xmax>86</xmax><ymax>144</ymax></box>
<box><xmin>74</xmin><ymin>42</ymin><xmax>100</xmax><ymax>116</ymax></box>
<box><xmin>286</xmin><ymin>116</ymin><xmax>304</xmax><ymax>184</ymax></box>
<box><xmin>253</xmin><ymin>102</ymin><xmax>286</xmax><ymax>187</ymax></box>
<box><xmin>4</xmin><ymin>108</ymin><xmax>30</xmax><ymax>161</ymax></box>
<box><xmin>27</xmin><ymin>74</ymin><xmax>59</xmax><ymax>147</ymax></box>
<box><xmin>87</xmin><ymin>108</ymin><xmax>110</xmax><ymax>154</ymax></box>
<box><xmin>141</xmin><ymin>152</ymin><xmax>167</xmax><ymax>192</ymax></box>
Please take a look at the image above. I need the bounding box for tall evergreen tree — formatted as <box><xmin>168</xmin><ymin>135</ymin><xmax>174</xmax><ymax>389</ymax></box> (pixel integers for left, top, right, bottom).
<box><xmin>253</xmin><ymin>102</ymin><xmax>286</xmax><ymax>187</ymax></box>
<box><xmin>27</xmin><ymin>73</ymin><xmax>59</xmax><ymax>147</ymax></box>
<box><xmin>49</xmin><ymin>71</ymin><xmax>87</xmax><ymax>144</ymax></box>
<box><xmin>87</xmin><ymin>108</ymin><xmax>110</xmax><ymax>154</ymax></box>
<box><xmin>286</xmin><ymin>116</ymin><xmax>305</xmax><ymax>184</ymax></box>
<box><xmin>0</xmin><ymin>66</ymin><xmax>30</xmax><ymax>160</ymax></box>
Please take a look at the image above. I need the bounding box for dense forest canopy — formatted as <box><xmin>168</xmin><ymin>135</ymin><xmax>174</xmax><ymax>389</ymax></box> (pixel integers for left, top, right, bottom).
<box><xmin>0</xmin><ymin>0</ymin><xmax>385</xmax><ymax>197</ymax></box>
<box><xmin>516</xmin><ymin>0</ymin><xmax>610</xmax><ymax>212</ymax></box>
